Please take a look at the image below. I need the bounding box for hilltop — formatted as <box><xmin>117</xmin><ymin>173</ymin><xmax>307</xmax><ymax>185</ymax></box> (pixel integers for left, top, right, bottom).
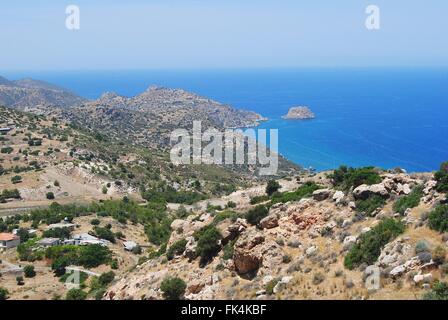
<box><xmin>61</xmin><ymin>86</ymin><xmax>265</xmax><ymax>147</ymax></box>
<box><xmin>0</xmin><ymin>75</ymin><xmax>86</xmax><ymax>109</ymax></box>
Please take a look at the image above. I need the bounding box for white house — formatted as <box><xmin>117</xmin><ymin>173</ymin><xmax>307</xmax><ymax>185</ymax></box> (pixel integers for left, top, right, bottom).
<box><xmin>64</xmin><ymin>233</ymin><xmax>109</xmax><ymax>247</ymax></box>
<box><xmin>123</xmin><ymin>241</ymin><xmax>138</xmax><ymax>251</ymax></box>
<box><xmin>47</xmin><ymin>222</ymin><xmax>76</xmax><ymax>231</ymax></box>
<box><xmin>37</xmin><ymin>238</ymin><xmax>61</xmax><ymax>247</ymax></box>
<box><xmin>0</xmin><ymin>233</ymin><xmax>20</xmax><ymax>249</ymax></box>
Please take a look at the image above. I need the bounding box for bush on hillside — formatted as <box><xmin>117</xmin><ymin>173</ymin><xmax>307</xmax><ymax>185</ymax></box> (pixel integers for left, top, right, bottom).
<box><xmin>428</xmin><ymin>204</ymin><xmax>448</xmax><ymax>232</ymax></box>
<box><xmin>245</xmin><ymin>205</ymin><xmax>269</xmax><ymax>225</ymax></box>
<box><xmin>356</xmin><ymin>194</ymin><xmax>386</xmax><ymax>215</ymax></box>
<box><xmin>160</xmin><ymin>277</ymin><xmax>187</xmax><ymax>300</ymax></box>
<box><xmin>393</xmin><ymin>185</ymin><xmax>424</xmax><ymax>215</ymax></box>
<box><xmin>271</xmin><ymin>182</ymin><xmax>321</xmax><ymax>204</ymax></box>
<box><xmin>266</xmin><ymin>180</ymin><xmax>281</xmax><ymax>196</ymax></box>
<box><xmin>435</xmin><ymin>161</ymin><xmax>448</xmax><ymax>192</ymax></box>
<box><xmin>329</xmin><ymin>166</ymin><xmax>382</xmax><ymax>191</ymax></box>
<box><xmin>167</xmin><ymin>239</ymin><xmax>187</xmax><ymax>260</ymax></box>
<box><xmin>194</xmin><ymin>226</ymin><xmax>222</xmax><ymax>264</ymax></box>
<box><xmin>423</xmin><ymin>281</ymin><xmax>448</xmax><ymax>300</ymax></box>
<box><xmin>344</xmin><ymin>218</ymin><xmax>405</xmax><ymax>270</ymax></box>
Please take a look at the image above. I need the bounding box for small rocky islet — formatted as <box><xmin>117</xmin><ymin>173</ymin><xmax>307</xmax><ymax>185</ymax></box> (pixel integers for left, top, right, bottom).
<box><xmin>282</xmin><ymin>106</ymin><xmax>315</xmax><ymax>120</ymax></box>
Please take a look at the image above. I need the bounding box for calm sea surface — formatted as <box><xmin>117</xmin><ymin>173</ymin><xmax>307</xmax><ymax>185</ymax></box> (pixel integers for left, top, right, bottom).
<box><xmin>5</xmin><ymin>68</ymin><xmax>448</xmax><ymax>172</ymax></box>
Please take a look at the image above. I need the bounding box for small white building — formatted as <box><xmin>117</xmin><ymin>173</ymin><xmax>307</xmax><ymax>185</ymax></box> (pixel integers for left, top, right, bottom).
<box><xmin>37</xmin><ymin>238</ymin><xmax>61</xmax><ymax>247</ymax></box>
<box><xmin>0</xmin><ymin>233</ymin><xmax>20</xmax><ymax>249</ymax></box>
<box><xmin>64</xmin><ymin>233</ymin><xmax>109</xmax><ymax>247</ymax></box>
<box><xmin>123</xmin><ymin>241</ymin><xmax>138</xmax><ymax>251</ymax></box>
<box><xmin>47</xmin><ymin>222</ymin><xmax>76</xmax><ymax>231</ymax></box>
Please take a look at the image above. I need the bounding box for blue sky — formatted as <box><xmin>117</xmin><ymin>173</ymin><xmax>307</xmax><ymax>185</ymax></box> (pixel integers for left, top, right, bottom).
<box><xmin>1</xmin><ymin>0</ymin><xmax>447</xmax><ymax>70</ymax></box>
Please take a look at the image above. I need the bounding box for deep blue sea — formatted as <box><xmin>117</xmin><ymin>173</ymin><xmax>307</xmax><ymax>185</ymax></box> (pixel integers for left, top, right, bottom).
<box><xmin>4</xmin><ymin>68</ymin><xmax>448</xmax><ymax>172</ymax></box>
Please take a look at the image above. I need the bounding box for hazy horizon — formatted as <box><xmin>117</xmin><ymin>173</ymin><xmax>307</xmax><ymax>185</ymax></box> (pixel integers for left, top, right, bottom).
<box><xmin>1</xmin><ymin>0</ymin><xmax>447</xmax><ymax>71</ymax></box>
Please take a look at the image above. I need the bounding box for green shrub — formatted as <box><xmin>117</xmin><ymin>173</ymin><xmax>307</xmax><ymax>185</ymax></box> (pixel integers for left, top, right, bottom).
<box><xmin>167</xmin><ymin>239</ymin><xmax>187</xmax><ymax>260</ymax></box>
<box><xmin>142</xmin><ymin>187</ymin><xmax>206</xmax><ymax>205</ymax></box>
<box><xmin>435</xmin><ymin>162</ymin><xmax>448</xmax><ymax>192</ymax></box>
<box><xmin>429</xmin><ymin>204</ymin><xmax>448</xmax><ymax>232</ymax></box>
<box><xmin>43</xmin><ymin>227</ymin><xmax>71</xmax><ymax>239</ymax></box>
<box><xmin>90</xmin><ymin>218</ymin><xmax>100</xmax><ymax>226</ymax></box>
<box><xmin>415</xmin><ymin>240</ymin><xmax>430</xmax><ymax>254</ymax></box>
<box><xmin>265</xmin><ymin>278</ymin><xmax>280</xmax><ymax>295</ymax></box>
<box><xmin>226</xmin><ymin>201</ymin><xmax>236</xmax><ymax>208</ymax></box>
<box><xmin>356</xmin><ymin>194</ymin><xmax>386</xmax><ymax>215</ymax></box>
<box><xmin>423</xmin><ymin>281</ymin><xmax>448</xmax><ymax>300</ymax></box>
<box><xmin>11</xmin><ymin>175</ymin><xmax>22</xmax><ymax>184</ymax></box>
<box><xmin>433</xmin><ymin>246</ymin><xmax>446</xmax><ymax>265</ymax></box>
<box><xmin>266</xmin><ymin>180</ymin><xmax>281</xmax><ymax>196</ymax></box>
<box><xmin>393</xmin><ymin>185</ymin><xmax>424</xmax><ymax>215</ymax></box>
<box><xmin>250</xmin><ymin>195</ymin><xmax>270</xmax><ymax>205</ymax></box>
<box><xmin>1</xmin><ymin>189</ymin><xmax>21</xmax><ymax>199</ymax></box>
<box><xmin>145</xmin><ymin>219</ymin><xmax>172</xmax><ymax>245</ymax></box>
<box><xmin>329</xmin><ymin>166</ymin><xmax>381</xmax><ymax>191</ymax></box>
<box><xmin>46</xmin><ymin>244</ymin><xmax>112</xmax><ymax>270</ymax></box>
<box><xmin>212</xmin><ymin>210</ymin><xmax>240</xmax><ymax>225</ymax></box>
<box><xmin>246</xmin><ymin>205</ymin><xmax>268</xmax><ymax>225</ymax></box>
<box><xmin>344</xmin><ymin>218</ymin><xmax>405</xmax><ymax>270</ymax></box>
<box><xmin>23</xmin><ymin>265</ymin><xmax>36</xmax><ymax>278</ymax></box>
<box><xmin>0</xmin><ymin>287</ymin><xmax>9</xmax><ymax>300</ymax></box>
<box><xmin>160</xmin><ymin>277</ymin><xmax>187</xmax><ymax>300</ymax></box>
<box><xmin>46</xmin><ymin>192</ymin><xmax>55</xmax><ymax>200</ymax></box>
<box><xmin>222</xmin><ymin>240</ymin><xmax>236</xmax><ymax>260</ymax></box>
<box><xmin>1</xmin><ymin>147</ymin><xmax>13</xmax><ymax>154</ymax></box>
<box><xmin>93</xmin><ymin>226</ymin><xmax>116</xmax><ymax>243</ymax></box>
<box><xmin>271</xmin><ymin>182</ymin><xmax>321</xmax><ymax>204</ymax></box>
<box><xmin>66</xmin><ymin>288</ymin><xmax>87</xmax><ymax>300</ymax></box>
<box><xmin>194</xmin><ymin>226</ymin><xmax>222</xmax><ymax>263</ymax></box>
<box><xmin>98</xmin><ymin>271</ymin><xmax>115</xmax><ymax>286</ymax></box>
<box><xmin>77</xmin><ymin>245</ymin><xmax>112</xmax><ymax>268</ymax></box>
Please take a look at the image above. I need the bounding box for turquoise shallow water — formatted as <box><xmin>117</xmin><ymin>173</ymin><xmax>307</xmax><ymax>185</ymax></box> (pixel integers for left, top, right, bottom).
<box><xmin>5</xmin><ymin>68</ymin><xmax>448</xmax><ymax>172</ymax></box>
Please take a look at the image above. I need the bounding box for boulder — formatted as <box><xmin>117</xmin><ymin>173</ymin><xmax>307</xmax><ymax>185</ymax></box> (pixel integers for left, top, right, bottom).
<box><xmin>389</xmin><ymin>265</ymin><xmax>406</xmax><ymax>277</ymax></box>
<box><xmin>259</xmin><ymin>214</ymin><xmax>279</xmax><ymax>229</ymax></box>
<box><xmin>332</xmin><ymin>191</ymin><xmax>345</xmax><ymax>204</ymax></box>
<box><xmin>343</xmin><ymin>236</ymin><xmax>357</xmax><ymax>250</ymax></box>
<box><xmin>183</xmin><ymin>236</ymin><xmax>197</xmax><ymax>260</ymax></box>
<box><xmin>413</xmin><ymin>273</ymin><xmax>432</xmax><ymax>285</ymax></box>
<box><xmin>377</xmin><ymin>239</ymin><xmax>413</xmax><ymax>269</ymax></box>
<box><xmin>187</xmin><ymin>279</ymin><xmax>206</xmax><ymax>294</ymax></box>
<box><xmin>423</xmin><ymin>180</ymin><xmax>437</xmax><ymax>195</ymax></box>
<box><xmin>353</xmin><ymin>184</ymin><xmax>389</xmax><ymax>200</ymax></box>
<box><xmin>218</xmin><ymin>219</ymin><xmax>247</xmax><ymax>244</ymax></box>
<box><xmin>402</xmin><ymin>184</ymin><xmax>411</xmax><ymax>195</ymax></box>
<box><xmin>273</xmin><ymin>276</ymin><xmax>293</xmax><ymax>294</ymax></box>
<box><xmin>305</xmin><ymin>246</ymin><xmax>318</xmax><ymax>257</ymax></box>
<box><xmin>353</xmin><ymin>185</ymin><xmax>371</xmax><ymax>200</ymax></box>
<box><xmin>361</xmin><ymin>227</ymin><xmax>372</xmax><ymax>234</ymax></box>
<box><xmin>233</xmin><ymin>231</ymin><xmax>265</xmax><ymax>274</ymax></box>
<box><xmin>313</xmin><ymin>189</ymin><xmax>332</xmax><ymax>201</ymax></box>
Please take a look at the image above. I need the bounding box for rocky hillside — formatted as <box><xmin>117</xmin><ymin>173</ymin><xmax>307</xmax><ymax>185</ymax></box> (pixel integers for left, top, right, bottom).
<box><xmin>62</xmin><ymin>86</ymin><xmax>265</xmax><ymax>147</ymax></box>
<box><xmin>0</xmin><ymin>75</ymin><xmax>86</xmax><ymax>109</ymax></box>
<box><xmin>104</xmin><ymin>165</ymin><xmax>448</xmax><ymax>300</ymax></box>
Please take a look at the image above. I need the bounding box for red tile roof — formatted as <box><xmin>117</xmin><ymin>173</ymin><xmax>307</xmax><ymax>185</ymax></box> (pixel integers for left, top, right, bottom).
<box><xmin>0</xmin><ymin>233</ymin><xmax>19</xmax><ymax>241</ymax></box>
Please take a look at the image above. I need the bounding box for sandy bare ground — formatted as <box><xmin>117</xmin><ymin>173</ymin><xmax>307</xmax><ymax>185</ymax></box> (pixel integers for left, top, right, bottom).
<box><xmin>0</xmin><ymin>163</ymin><xmax>140</xmax><ymax>216</ymax></box>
